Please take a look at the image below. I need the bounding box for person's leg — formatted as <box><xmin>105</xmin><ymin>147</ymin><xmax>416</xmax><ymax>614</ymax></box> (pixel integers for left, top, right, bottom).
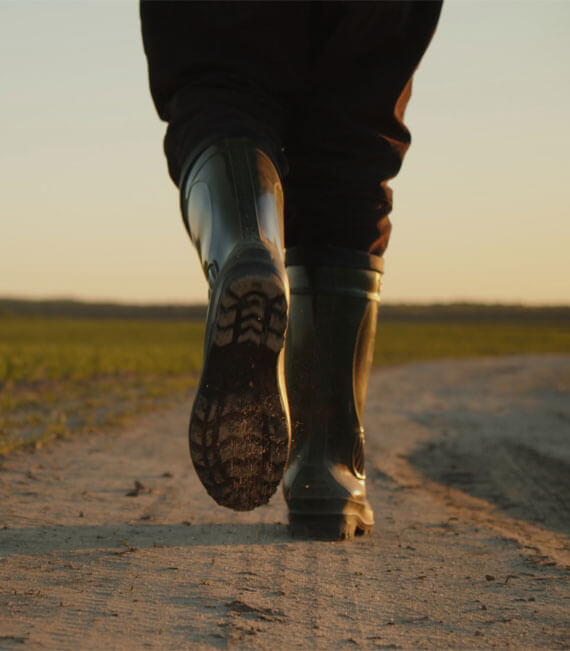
<box><xmin>140</xmin><ymin>1</ymin><xmax>441</xmax><ymax>523</ymax></box>
<box><xmin>140</xmin><ymin>1</ymin><xmax>311</xmax><ymax>509</ymax></box>
<box><xmin>141</xmin><ymin>0</ymin><xmax>311</xmax><ymax>186</ymax></box>
<box><xmin>284</xmin><ymin>0</ymin><xmax>442</xmax><ymax>258</ymax></box>
<box><xmin>282</xmin><ymin>1</ymin><xmax>442</xmax><ymax>539</ymax></box>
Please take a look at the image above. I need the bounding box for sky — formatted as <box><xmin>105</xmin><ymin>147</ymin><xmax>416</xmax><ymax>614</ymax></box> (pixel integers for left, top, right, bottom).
<box><xmin>1</xmin><ymin>0</ymin><xmax>569</xmax><ymax>306</ymax></box>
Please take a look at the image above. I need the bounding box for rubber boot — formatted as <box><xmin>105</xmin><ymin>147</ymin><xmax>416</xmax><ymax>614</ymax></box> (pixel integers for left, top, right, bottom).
<box><xmin>181</xmin><ymin>138</ymin><xmax>290</xmax><ymax>511</ymax></box>
<box><xmin>282</xmin><ymin>257</ymin><xmax>382</xmax><ymax>539</ymax></box>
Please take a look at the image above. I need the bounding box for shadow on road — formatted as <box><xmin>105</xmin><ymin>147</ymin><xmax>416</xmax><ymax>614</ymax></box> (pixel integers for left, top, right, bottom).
<box><xmin>0</xmin><ymin>522</ymin><xmax>293</xmax><ymax>555</ymax></box>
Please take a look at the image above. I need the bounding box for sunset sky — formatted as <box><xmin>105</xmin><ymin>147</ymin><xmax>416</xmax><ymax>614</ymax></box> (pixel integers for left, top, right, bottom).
<box><xmin>1</xmin><ymin>1</ymin><xmax>569</xmax><ymax>305</ymax></box>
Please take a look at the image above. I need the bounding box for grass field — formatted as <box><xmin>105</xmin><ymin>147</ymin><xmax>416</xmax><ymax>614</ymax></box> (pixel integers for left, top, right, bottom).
<box><xmin>0</xmin><ymin>319</ymin><xmax>204</xmax><ymax>455</ymax></box>
<box><xmin>373</xmin><ymin>322</ymin><xmax>570</xmax><ymax>365</ymax></box>
<box><xmin>1</xmin><ymin>310</ymin><xmax>569</xmax><ymax>455</ymax></box>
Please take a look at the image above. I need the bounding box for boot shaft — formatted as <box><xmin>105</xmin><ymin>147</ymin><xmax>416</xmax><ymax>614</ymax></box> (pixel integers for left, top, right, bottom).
<box><xmin>285</xmin><ymin>263</ymin><xmax>381</xmax><ymax>475</ymax></box>
<box><xmin>181</xmin><ymin>138</ymin><xmax>285</xmax><ymax>288</ymax></box>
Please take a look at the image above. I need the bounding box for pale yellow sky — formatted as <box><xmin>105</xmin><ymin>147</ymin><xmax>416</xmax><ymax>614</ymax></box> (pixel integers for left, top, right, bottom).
<box><xmin>1</xmin><ymin>0</ymin><xmax>569</xmax><ymax>305</ymax></box>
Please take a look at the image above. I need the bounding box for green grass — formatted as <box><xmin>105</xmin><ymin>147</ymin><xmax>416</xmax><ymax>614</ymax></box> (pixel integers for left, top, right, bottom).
<box><xmin>0</xmin><ymin>318</ymin><xmax>204</xmax><ymax>455</ymax></box>
<box><xmin>373</xmin><ymin>322</ymin><xmax>570</xmax><ymax>366</ymax></box>
<box><xmin>1</xmin><ymin>315</ymin><xmax>569</xmax><ymax>456</ymax></box>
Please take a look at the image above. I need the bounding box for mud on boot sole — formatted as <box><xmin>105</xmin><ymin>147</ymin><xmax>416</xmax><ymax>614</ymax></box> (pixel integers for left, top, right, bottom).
<box><xmin>189</xmin><ymin>272</ymin><xmax>290</xmax><ymax>511</ymax></box>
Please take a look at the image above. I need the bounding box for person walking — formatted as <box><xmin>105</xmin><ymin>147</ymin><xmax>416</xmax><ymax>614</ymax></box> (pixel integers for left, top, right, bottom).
<box><xmin>141</xmin><ymin>1</ymin><xmax>442</xmax><ymax>539</ymax></box>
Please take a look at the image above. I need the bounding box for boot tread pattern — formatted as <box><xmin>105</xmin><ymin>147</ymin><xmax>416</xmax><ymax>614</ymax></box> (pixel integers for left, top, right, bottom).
<box><xmin>214</xmin><ymin>276</ymin><xmax>287</xmax><ymax>352</ymax></box>
<box><xmin>190</xmin><ymin>273</ymin><xmax>289</xmax><ymax>511</ymax></box>
<box><xmin>190</xmin><ymin>390</ymin><xmax>288</xmax><ymax>510</ymax></box>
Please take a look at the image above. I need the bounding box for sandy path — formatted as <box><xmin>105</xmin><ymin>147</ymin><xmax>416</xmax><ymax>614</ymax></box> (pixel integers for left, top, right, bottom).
<box><xmin>1</xmin><ymin>355</ymin><xmax>569</xmax><ymax>649</ymax></box>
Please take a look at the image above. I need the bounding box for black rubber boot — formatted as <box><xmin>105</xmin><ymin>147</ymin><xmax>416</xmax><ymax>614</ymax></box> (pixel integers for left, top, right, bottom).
<box><xmin>282</xmin><ymin>255</ymin><xmax>382</xmax><ymax>539</ymax></box>
<box><xmin>181</xmin><ymin>138</ymin><xmax>290</xmax><ymax>511</ymax></box>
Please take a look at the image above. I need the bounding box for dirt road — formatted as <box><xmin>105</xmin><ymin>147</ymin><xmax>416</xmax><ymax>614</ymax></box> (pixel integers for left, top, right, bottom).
<box><xmin>1</xmin><ymin>355</ymin><xmax>569</xmax><ymax>648</ymax></box>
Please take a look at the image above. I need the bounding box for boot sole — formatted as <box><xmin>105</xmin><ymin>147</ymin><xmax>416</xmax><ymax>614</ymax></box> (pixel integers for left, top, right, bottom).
<box><xmin>287</xmin><ymin>494</ymin><xmax>374</xmax><ymax>541</ymax></box>
<box><xmin>189</xmin><ymin>269</ymin><xmax>290</xmax><ymax>511</ymax></box>
<box><xmin>289</xmin><ymin>513</ymin><xmax>373</xmax><ymax>541</ymax></box>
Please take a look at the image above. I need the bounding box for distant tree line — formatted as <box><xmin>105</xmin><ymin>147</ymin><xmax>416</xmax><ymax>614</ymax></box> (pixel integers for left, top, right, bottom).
<box><xmin>377</xmin><ymin>303</ymin><xmax>570</xmax><ymax>323</ymax></box>
<box><xmin>0</xmin><ymin>299</ymin><xmax>207</xmax><ymax>321</ymax></box>
<box><xmin>0</xmin><ymin>298</ymin><xmax>569</xmax><ymax>324</ymax></box>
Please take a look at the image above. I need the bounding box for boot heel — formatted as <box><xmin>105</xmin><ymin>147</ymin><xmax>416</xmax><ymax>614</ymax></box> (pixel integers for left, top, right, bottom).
<box><xmin>289</xmin><ymin>513</ymin><xmax>372</xmax><ymax>541</ymax></box>
<box><xmin>214</xmin><ymin>270</ymin><xmax>288</xmax><ymax>352</ymax></box>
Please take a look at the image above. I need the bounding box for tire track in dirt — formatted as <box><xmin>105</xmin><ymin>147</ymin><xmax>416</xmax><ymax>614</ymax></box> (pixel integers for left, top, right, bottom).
<box><xmin>366</xmin><ymin>355</ymin><xmax>570</xmax><ymax>569</ymax></box>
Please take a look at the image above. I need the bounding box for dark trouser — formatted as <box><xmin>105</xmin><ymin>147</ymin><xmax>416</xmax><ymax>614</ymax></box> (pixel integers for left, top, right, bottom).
<box><xmin>140</xmin><ymin>1</ymin><xmax>441</xmax><ymax>258</ymax></box>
